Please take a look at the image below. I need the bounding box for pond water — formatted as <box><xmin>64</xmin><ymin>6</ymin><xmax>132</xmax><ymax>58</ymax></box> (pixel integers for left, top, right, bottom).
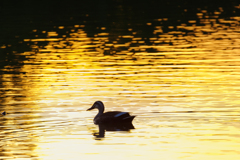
<box><xmin>1</xmin><ymin>1</ymin><xmax>240</xmax><ymax>160</ymax></box>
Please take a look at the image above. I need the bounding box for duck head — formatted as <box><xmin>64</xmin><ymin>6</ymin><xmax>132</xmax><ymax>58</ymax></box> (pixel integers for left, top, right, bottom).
<box><xmin>87</xmin><ymin>101</ymin><xmax>105</xmax><ymax>112</ymax></box>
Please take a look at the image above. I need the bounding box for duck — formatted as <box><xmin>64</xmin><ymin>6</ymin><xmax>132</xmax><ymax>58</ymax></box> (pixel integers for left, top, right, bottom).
<box><xmin>87</xmin><ymin>101</ymin><xmax>136</xmax><ymax>124</ymax></box>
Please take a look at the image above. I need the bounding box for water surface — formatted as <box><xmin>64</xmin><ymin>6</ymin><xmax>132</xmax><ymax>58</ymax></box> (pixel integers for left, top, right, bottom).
<box><xmin>1</xmin><ymin>1</ymin><xmax>240</xmax><ymax>160</ymax></box>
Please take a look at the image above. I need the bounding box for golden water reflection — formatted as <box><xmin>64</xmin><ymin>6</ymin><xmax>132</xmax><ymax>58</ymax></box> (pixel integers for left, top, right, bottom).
<box><xmin>1</xmin><ymin>7</ymin><xmax>240</xmax><ymax>160</ymax></box>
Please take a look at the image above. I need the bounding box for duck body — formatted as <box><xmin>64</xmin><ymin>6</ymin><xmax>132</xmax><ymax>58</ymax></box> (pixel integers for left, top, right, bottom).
<box><xmin>87</xmin><ymin>101</ymin><xmax>135</xmax><ymax>124</ymax></box>
<box><xmin>94</xmin><ymin>111</ymin><xmax>135</xmax><ymax>124</ymax></box>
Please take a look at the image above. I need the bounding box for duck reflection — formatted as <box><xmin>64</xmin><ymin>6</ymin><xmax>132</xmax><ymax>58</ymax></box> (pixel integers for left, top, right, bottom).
<box><xmin>93</xmin><ymin>122</ymin><xmax>135</xmax><ymax>138</ymax></box>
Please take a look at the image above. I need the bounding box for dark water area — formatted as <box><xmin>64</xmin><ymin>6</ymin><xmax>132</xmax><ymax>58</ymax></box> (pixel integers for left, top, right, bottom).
<box><xmin>1</xmin><ymin>0</ymin><xmax>239</xmax><ymax>52</ymax></box>
<box><xmin>1</xmin><ymin>1</ymin><xmax>240</xmax><ymax>159</ymax></box>
<box><xmin>1</xmin><ymin>0</ymin><xmax>239</xmax><ymax>75</ymax></box>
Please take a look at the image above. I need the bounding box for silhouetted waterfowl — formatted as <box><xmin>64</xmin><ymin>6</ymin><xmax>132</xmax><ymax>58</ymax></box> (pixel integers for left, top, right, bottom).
<box><xmin>87</xmin><ymin>101</ymin><xmax>136</xmax><ymax>124</ymax></box>
<box><xmin>1</xmin><ymin>111</ymin><xmax>6</xmax><ymax>116</ymax></box>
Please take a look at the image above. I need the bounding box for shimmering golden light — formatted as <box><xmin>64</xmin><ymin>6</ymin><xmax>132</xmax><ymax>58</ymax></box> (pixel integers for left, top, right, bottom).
<box><xmin>3</xmin><ymin>6</ymin><xmax>240</xmax><ymax>160</ymax></box>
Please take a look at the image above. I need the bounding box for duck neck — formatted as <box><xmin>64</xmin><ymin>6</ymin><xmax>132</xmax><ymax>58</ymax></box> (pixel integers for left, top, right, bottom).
<box><xmin>95</xmin><ymin>104</ymin><xmax>104</xmax><ymax>119</ymax></box>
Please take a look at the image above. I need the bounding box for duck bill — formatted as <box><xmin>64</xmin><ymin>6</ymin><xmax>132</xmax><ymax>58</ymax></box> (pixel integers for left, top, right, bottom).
<box><xmin>87</xmin><ymin>106</ymin><xmax>94</xmax><ymax>111</ymax></box>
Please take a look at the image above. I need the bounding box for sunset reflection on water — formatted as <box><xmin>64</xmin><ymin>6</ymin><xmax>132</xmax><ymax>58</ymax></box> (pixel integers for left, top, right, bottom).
<box><xmin>1</xmin><ymin>2</ymin><xmax>240</xmax><ymax>160</ymax></box>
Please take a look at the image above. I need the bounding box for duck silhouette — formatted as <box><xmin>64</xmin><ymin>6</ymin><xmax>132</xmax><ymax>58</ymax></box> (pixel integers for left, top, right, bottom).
<box><xmin>87</xmin><ymin>101</ymin><xmax>136</xmax><ymax>124</ymax></box>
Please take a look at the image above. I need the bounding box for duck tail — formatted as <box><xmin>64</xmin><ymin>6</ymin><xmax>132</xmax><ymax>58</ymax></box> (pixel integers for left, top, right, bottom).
<box><xmin>123</xmin><ymin>116</ymin><xmax>136</xmax><ymax>122</ymax></box>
